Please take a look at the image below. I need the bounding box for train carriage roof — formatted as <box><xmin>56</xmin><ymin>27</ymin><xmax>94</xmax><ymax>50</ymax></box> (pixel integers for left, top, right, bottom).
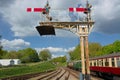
<box><xmin>90</xmin><ymin>53</ymin><xmax>120</xmax><ymax>60</ymax></box>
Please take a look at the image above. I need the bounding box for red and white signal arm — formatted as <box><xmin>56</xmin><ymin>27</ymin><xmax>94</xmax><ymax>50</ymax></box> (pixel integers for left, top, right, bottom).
<box><xmin>26</xmin><ymin>7</ymin><xmax>87</xmax><ymax>13</ymax></box>
<box><xmin>69</xmin><ymin>8</ymin><xmax>87</xmax><ymax>12</ymax></box>
<box><xmin>27</xmin><ymin>8</ymin><xmax>45</xmax><ymax>12</ymax></box>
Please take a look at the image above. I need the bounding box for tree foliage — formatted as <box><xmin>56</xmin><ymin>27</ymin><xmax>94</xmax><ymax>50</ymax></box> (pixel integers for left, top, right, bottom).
<box><xmin>68</xmin><ymin>43</ymin><xmax>102</xmax><ymax>60</ymax></box>
<box><xmin>18</xmin><ymin>48</ymin><xmax>40</xmax><ymax>63</ymax></box>
<box><xmin>0</xmin><ymin>35</ymin><xmax>4</xmax><ymax>59</ymax></box>
<box><xmin>39</xmin><ymin>49</ymin><xmax>51</xmax><ymax>61</ymax></box>
<box><xmin>1</xmin><ymin>48</ymin><xmax>40</xmax><ymax>63</ymax></box>
<box><xmin>0</xmin><ymin>50</ymin><xmax>8</xmax><ymax>59</ymax></box>
<box><xmin>68</xmin><ymin>40</ymin><xmax>120</xmax><ymax>61</ymax></box>
<box><xmin>3</xmin><ymin>51</ymin><xmax>19</xmax><ymax>59</ymax></box>
<box><xmin>112</xmin><ymin>40</ymin><xmax>120</xmax><ymax>52</ymax></box>
<box><xmin>101</xmin><ymin>40</ymin><xmax>120</xmax><ymax>54</ymax></box>
<box><xmin>51</xmin><ymin>56</ymin><xmax>66</xmax><ymax>63</ymax></box>
<box><xmin>69</xmin><ymin>45</ymin><xmax>80</xmax><ymax>60</ymax></box>
<box><xmin>0</xmin><ymin>35</ymin><xmax>2</xmax><ymax>49</ymax></box>
<box><xmin>89</xmin><ymin>43</ymin><xmax>102</xmax><ymax>57</ymax></box>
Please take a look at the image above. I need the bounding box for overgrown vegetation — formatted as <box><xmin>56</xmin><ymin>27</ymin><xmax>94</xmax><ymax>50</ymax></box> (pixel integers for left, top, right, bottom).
<box><xmin>0</xmin><ymin>61</ymin><xmax>56</xmax><ymax>78</ymax></box>
<box><xmin>50</xmin><ymin>56</ymin><xmax>66</xmax><ymax>66</ymax></box>
<box><xmin>69</xmin><ymin>40</ymin><xmax>120</xmax><ymax>60</ymax></box>
<box><xmin>69</xmin><ymin>45</ymin><xmax>80</xmax><ymax>60</ymax></box>
<box><xmin>0</xmin><ymin>48</ymin><xmax>40</xmax><ymax>63</ymax></box>
<box><xmin>0</xmin><ymin>35</ymin><xmax>4</xmax><ymax>59</ymax></box>
<box><xmin>39</xmin><ymin>49</ymin><xmax>52</xmax><ymax>61</ymax></box>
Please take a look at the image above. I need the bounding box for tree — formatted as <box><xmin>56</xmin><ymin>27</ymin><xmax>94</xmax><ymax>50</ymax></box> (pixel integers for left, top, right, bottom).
<box><xmin>39</xmin><ymin>49</ymin><xmax>51</xmax><ymax>61</ymax></box>
<box><xmin>18</xmin><ymin>48</ymin><xmax>40</xmax><ymax>63</ymax></box>
<box><xmin>0</xmin><ymin>50</ymin><xmax>8</xmax><ymax>59</ymax></box>
<box><xmin>3</xmin><ymin>51</ymin><xmax>19</xmax><ymax>59</ymax></box>
<box><xmin>68</xmin><ymin>42</ymin><xmax>103</xmax><ymax>60</ymax></box>
<box><xmin>102</xmin><ymin>44</ymin><xmax>114</xmax><ymax>55</ymax></box>
<box><xmin>0</xmin><ymin>35</ymin><xmax>2</xmax><ymax>49</ymax></box>
<box><xmin>68</xmin><ymin>45</ymin><xmax>80</xmax><ymax>60</ymax></box>
<box><xmin>89</xmin><ymin>43</ymin><xmax>102</xmax><ymax>57</ymax></box>
<box><xmin>112</xmin><ymin>40</ymin><xmax>120</xmax><ymax>52</ymax></box>
<box><xmin>0</xmin><ymin>35</ymin><xmax>4</xmax><ymax>59</ymax></box>
<box><xmin>101</xmin><ymin>40</ymin><xmax>120</xmax><ymax>55</ymax></box>
<box><xmin>51</xmin><ymin>56</ymin><xmax>66</xmax><ymax>63</ymax></box>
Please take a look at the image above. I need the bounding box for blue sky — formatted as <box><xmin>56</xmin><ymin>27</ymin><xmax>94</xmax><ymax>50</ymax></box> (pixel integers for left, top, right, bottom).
<box><xmin>0</xmin><ymin>0</ymin><xmax>120</xmax><ymax>58</ymax></box>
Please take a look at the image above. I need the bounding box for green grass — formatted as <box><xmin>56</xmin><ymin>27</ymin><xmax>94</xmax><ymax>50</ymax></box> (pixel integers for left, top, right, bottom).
<box><xmin>0</xmin><ymin>61</ymin><xmax>56</xmax><ymax>78</ymax></box>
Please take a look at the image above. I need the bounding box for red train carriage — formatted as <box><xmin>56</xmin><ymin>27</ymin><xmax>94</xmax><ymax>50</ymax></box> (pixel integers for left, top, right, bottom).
<box><xmin>90</xmin><ymin>53</ymin><xmax>120</xmax><ymax>80</ymax></box>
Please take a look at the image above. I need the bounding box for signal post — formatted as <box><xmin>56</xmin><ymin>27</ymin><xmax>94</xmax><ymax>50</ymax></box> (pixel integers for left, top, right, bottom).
<box><xmin>79</xmin><ymin>19</ymin><xmax>91</xmax><ymax>80</ymax></box>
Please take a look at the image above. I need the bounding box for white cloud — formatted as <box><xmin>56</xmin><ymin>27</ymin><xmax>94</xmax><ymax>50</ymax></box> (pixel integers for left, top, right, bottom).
<box><xmin>0</xmin><ymin>0</ymin><xmax>80</xmax><ymax>37</ymax></box>
<box><xmin>35</xmin><ymin>46</ymin><xmax>75</xmax><ymax>58</ymax></box>
<box><xmin>1</xmin><ymin>39</ymin><xmax>30</xmax><ymax>50</ymax></box>
<box><xmin>35</xmin><ymin>47</ymin><xmax>75</xmax><ymax>53</ymax></box>
<box><xmin>67</xmin><ymin>47</ymin><xmax>75</xmax><ymax>51</ymax></box>
<box><xmin>52</xmin><ymin>54</ymin><xmax>64</xmax><ymax>58</ymax></box>
<box><xmin>0</xmin><ymin>0</ymin><xmax>46</xmax><ymax>37</ymax></box>
<box><xmin>0</xmin><ymin>0</ymin><xmax>120</xmax><ymax>37</ymax></box>
<box><xmin>47</xmin><ymin>47</ymin><xmax>65</xmax><ymax>52</ymax></box>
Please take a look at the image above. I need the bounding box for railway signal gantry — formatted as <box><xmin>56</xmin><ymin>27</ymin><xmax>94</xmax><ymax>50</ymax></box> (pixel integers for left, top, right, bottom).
<box><xmin>35</xmin><ymin>0</ymin><xmax>95</xmax><ymax>80</ymax></box>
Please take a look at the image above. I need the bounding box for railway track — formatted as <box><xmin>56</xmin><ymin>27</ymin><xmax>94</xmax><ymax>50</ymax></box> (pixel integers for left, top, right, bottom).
<box><xmin>0</xmin><ymin>67</ymin><xmax>104</xmax><ymax>80</ymax></box>
<box><xmin>26</xmin><ymin>67</ymin><xmax>79</xmax><ymax>80</ymax></box>
<box><xmin>27</xmin><ymin>69</ymin><xmax>61</xmax><ymax>80</ymax></box>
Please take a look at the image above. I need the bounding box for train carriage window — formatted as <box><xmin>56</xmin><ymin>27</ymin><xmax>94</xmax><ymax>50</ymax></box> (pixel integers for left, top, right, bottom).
<box><xmin>117</xmin><ymin>57</ymin><xmax>120</xmax><ymax>67</ymax></box>
<box><xmin>98</xmin><ymin>60</ymin><xmax>101</xmax><ymax>66</ymax></box>
<box><xmin>101</xmin><ymin>59</ymin><xmax>103</xmax><ymax>66</ymax></box>
<box><xmin>112</xmin><ymin>58</ymin><xmax>115</xmax><ymax>67</ymax></box>
<box><xmin>97</xmin><ymin>60</ymin><xmax>99</xmax><ymax>66</ymax></box>
<box><xmin>96</xmin><ymin>60</ymin><xmax>98</xmax><ymax>66</ymax></box>
<box><xmin>94</xmin><ymin>61</ymin><xmax>96</xmax><ymax>66</ymax></box>
<box><xmin>90</xmin><ymin>61</ymin><xmax>93</xmax><ymax>66</ymax></box>
<box><xmin>99</xmin><ymin>59</ymin><xmax>103</xmax><ymax>66</ymax></box>
<box><xmin>105</xmin><ymin>58</ymin><xmax>109</xmax><ymax>66</ymax></box>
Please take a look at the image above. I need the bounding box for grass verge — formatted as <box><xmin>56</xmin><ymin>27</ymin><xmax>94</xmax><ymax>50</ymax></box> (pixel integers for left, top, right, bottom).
<box><xmin>0</xmin><ymin>61</ymin><xmax>56</xmax><ymax>78</ymax></box>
